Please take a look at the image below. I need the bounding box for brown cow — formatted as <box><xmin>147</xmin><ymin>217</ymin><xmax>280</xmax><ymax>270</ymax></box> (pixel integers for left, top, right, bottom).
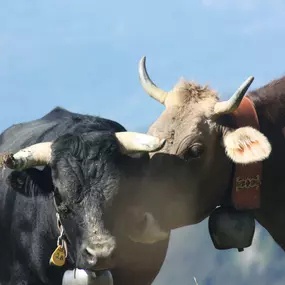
<box><xmin>138</xmin><ymin>56</ymin><xmax>285</xmax><ymax>253</ymax></box>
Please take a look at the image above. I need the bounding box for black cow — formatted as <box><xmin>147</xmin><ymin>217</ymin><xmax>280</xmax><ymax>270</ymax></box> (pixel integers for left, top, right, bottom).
<box><xmin>0</xmin><ymin>107</ymin><xmax>169</xmax><ymax>285</ymax></box>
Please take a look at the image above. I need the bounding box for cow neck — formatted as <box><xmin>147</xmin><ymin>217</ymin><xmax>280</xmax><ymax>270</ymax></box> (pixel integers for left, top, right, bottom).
<box><xmin>229</xmin><ymin>96</ymin><xmax>262</xmax><ymax>210</ymax></box>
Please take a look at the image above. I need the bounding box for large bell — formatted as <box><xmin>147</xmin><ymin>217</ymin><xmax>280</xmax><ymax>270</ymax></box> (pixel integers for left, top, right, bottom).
<box><xmin>208</xmin><ymin>206</ymin><xmax>255</xmax><ymax>252</ymax></box>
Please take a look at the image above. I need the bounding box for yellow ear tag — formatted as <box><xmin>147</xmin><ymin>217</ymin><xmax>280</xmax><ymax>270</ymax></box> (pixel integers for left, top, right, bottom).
<box><xmin>49</xmin><ymin>245</ymin><xmax>66</xmax><ymax>266</ymax></box>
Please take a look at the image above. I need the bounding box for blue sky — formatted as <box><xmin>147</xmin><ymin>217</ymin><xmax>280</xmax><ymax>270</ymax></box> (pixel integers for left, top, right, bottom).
<box><xmin>1</xmin><ymin>0</ymin><xmax>285</xmax><ymax>133</ymax></box>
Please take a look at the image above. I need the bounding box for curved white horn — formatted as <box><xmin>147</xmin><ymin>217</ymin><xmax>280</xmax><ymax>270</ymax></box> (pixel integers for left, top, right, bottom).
<box><xmin>213</xmin><ymin>76</ymin><xmax>254</xmax><ymax>116</ymax></box>
<box><xmin>0</xmin><ymin>142</ymin><xmax>52</xmax><ymax>170</ymax></box>
<box><xmin>139</xmin><ymin>56</ymin><xmax>169</xmax><ymax>105</ymax></box>
<box><xmin>115</xmin><ymin>132</ymin><xmax>166</xmax><ymax>154</ymax></box>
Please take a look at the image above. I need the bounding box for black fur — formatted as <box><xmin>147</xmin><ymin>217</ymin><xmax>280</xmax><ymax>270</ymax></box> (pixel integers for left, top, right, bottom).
<box><xmin>0</xmin><ymin>107</ymin><xmax>168</xmax><ymax>285</ymax></box>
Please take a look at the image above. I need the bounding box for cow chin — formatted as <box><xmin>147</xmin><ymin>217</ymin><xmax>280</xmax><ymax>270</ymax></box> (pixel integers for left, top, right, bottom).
<box><xmin>128</xmin><ymin>212</ymin><xmax>170</xmax><ymax>244</ymax></box>
<box><xmin>77</xmin><ymin>253</ymin><xmax>116</xmax><ymax>272</ymax></box>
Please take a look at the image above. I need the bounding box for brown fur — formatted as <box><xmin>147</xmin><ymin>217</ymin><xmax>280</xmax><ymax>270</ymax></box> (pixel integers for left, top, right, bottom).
<box><xmin>130</xmin><ymin>70</ymin><xmax>285</xmax><ymax>285</ymax></box>
<box><xmin>249</xmin><ymin>75</ymin><xmax>285</xmax><ymax>126</ymax></box>
<box><xmin>173</xmin><ymin>78</ymin><xmax>219</xmax><ymax>103</ymax></box>
<box><xmin>246</xmin><ymin>75</ymin><xmax>285</xmax><ymax>250</ymax></box>
<box><xmin>149</xmin><ymin>80</ymin><xmax>219</xmax><ymax>155</ymax></box>
<box><xmin>143</xmin><ymin>72</ymin><xmax>285</xmax><ymax>276</ymax></box>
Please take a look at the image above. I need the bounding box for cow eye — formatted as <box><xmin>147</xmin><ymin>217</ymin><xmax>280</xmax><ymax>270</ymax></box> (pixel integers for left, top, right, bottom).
<box><xmin>184</xmin><ymin>143</ymin><xmax>204</xmax><ymax>160</ymax></box>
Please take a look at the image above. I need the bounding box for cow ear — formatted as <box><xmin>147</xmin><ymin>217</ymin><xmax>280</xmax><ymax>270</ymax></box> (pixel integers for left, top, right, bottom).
<box><xmin>222</xmin><ymin>126</ymin><xmax>272</xmax><ymax>164</ymax></box>
<box><xmin>7</xmin><ymin>167</ymin><xmax>53</xmax><ymax>197</ymax></box>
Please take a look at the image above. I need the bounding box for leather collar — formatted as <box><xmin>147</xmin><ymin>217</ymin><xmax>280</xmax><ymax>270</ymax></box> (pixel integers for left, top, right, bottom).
<box><xmin>53</xmin><ymin>197</ymin><xmax>76</xmax><ymax>265</ymax></box>
<box><xmin>230</xmin><ymin>96</ymin><xmax>262</xmax><ymax>210</ymax></box>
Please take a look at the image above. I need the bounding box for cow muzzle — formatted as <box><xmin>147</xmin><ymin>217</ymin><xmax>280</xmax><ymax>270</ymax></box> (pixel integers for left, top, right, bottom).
<box><xmin>208</xmin><ymin>206</ymin><xmax>255</xmax><ymax>252</ymax></box>
<box><xmin>80</xmin><ymin>236</ymin><xmax>116</xmax><ymax>270</ymax></box>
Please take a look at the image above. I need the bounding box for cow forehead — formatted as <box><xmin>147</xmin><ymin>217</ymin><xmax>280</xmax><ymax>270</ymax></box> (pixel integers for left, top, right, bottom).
<box><xmin>148</xmin><ymin>100</ymin><xmax>217</xmax><ymax>149</ymax></box>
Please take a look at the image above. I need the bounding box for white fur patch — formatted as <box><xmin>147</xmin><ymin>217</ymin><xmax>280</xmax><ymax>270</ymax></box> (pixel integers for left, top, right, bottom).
<box><xmin>62</xmin><ymin>269</ymin><xmax>113</xmax><ymax>285</ymax></box>
<box><xmin>129</xmin><ymin>212</ymin><xmax>169</xmax><ymax>244</ymax></box>
<box><xmin>33</xmin><ymin>166</ymin><xmax>45</xmax><ymax>171</ymax></box>
<box><xmin>223</xmin><ymin>126</ymin><xmax>272</xmax><ymax>164</ymax></box>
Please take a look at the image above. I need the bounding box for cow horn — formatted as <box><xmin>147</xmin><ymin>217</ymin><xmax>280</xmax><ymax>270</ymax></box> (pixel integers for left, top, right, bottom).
<box><xmin>115</xmin><ymin>132</ymin><xmax>166</xmax><ymax>154</ymax></box>
<box><xmin>0</xmin><ymin>142</ymin><xmax>52</xmax><ymax>170</ymax></box>
<box><xmin>139</xmin><ymin>56</ymin><xmax>169</xmax><ymax>105</ymax></box>
<box><xmin>213</xmin><ymin>76</ymin><xmax>254</xmax><ymax>116</ymax></box>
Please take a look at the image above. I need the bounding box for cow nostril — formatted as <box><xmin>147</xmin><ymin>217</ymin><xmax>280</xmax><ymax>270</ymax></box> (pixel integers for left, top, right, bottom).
<box><xmin>85</xmin><ymin>246</ymin><xmax>97</xmax><ymax>257</ymax></box>
<box><xmin>82</xmin><ymin>244</ymin><xmax>116</xmax><ymax>270</ymax></box>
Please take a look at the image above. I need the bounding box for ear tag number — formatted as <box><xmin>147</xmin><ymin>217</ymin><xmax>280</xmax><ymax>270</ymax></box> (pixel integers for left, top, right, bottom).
<box><xmin>49</xmin><ymin>245</ymin><xmax>66</xmax><ymax>266</ymax></box>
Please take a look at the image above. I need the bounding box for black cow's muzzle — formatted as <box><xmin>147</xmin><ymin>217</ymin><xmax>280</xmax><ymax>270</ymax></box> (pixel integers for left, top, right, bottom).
<box><xmin>78</xmin><ymin>240</ymin><xmax>116</xmax><ymax>272</ymax></box>
<box><xmin>208</xmin><ymin>206</ymin><xmax>255</xmax><ymax>252</ymax></box>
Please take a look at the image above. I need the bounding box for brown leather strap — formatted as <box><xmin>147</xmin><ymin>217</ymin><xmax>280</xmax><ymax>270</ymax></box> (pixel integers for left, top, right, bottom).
<box><xmin>230</xmin><ymin>97</ymin><xmax>262</xmax><ymax>210</ymax></box>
